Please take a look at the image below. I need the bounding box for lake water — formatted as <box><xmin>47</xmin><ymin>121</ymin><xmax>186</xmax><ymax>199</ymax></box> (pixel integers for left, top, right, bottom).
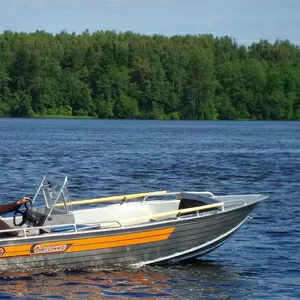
<box><xmin>0</xmin><ymin>119</ymin><xmax>299</xmax><ymax>299</ymax></box>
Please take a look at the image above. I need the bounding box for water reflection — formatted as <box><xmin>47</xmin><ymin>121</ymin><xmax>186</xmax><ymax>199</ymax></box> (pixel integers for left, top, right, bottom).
<box><xmin>0</xmin><ymin>261</ymin><xmax>251</xmax><ymax>299</ymax></box>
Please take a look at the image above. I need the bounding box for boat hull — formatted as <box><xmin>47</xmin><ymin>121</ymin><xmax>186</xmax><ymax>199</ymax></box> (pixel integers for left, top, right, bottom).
<box><xmin>0</xmin><ymin>203</ymin><xmax>257</xmax><ymax>271</ymax></box>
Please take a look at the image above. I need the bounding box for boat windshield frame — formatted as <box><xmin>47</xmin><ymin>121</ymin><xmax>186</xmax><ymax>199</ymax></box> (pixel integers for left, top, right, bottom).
<box><xmin>31</xmin><ymin>172</ymin><xmax>70</xmax><ymax>218</ymax></box>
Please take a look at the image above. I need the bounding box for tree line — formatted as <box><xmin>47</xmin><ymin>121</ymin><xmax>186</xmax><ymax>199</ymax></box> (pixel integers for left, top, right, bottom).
<box><xmin>0</xmin><ymin>30</ymin><xmax>300</xmax><ymax>120</ymax></box>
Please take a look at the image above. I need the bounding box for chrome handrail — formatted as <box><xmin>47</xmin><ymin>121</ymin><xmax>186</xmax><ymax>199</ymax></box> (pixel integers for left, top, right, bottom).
<box><xmin>0</xmin><ymin>219</ymin><xmax>124</xmax><ymax>239</ymax></box>
<box><xmin>143</xmin><ymin>192</ymin><xmax>180</xmax><ymax>202</ymax></box>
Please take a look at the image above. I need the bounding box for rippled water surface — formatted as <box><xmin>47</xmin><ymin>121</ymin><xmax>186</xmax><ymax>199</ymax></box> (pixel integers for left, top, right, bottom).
<box><xmin>0</xmin><ymin>119</ymin><xmax>299</xmax><ymax>299</ymax></box>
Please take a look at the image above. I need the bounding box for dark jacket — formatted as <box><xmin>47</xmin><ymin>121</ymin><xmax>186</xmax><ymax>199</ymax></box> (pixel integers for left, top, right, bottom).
<box><xmin>0</xmin><ymin>202</ymin><xmax>19</xmax><ymax>215</ymax></box>
<box><xmin>0</xmin><ymin>201</ymin><xmax>19</xmax><ymax>237</ymax></box>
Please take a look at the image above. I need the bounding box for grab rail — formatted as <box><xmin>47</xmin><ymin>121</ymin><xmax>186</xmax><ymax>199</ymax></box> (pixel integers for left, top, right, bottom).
<box><xmin>182</xmin><ymin>192</ymin><xmax>215</xmax><ymax>197</ymax></box>
<box><xmin>55</xmin><ymin>190</ymin><xmax>168</xmax><ymax>207</ymax></box>
<box><xmin>143</xmin><ymin>192</ymin><xmax>180</xmax><ymax>202</ymax></box>
<box><xmin>142</xmin><ymin>191</ymin><xmax>216</xmax><ymax>202</ymax></box>
<box><xmin>0</xmin><ymin>220</ymin><xmax>125</xmax><ymax>239</ymax></box>
<box><xmin>121</xmin><ymin>202</ymin><xmax>224</xmax><ymax>225</ymax></box>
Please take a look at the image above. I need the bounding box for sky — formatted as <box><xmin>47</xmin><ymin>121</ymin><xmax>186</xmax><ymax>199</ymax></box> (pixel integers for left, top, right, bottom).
<box><xmin>0</xmin><ymin>0</ymin><xmax>299</xmax><ymax>46</ymax></box>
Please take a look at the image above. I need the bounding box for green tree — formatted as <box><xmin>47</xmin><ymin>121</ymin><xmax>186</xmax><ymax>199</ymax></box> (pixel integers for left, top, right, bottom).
<box><xmin>0</xmin><ymin>30</ymin><xmax>300</xmax><ymax>120</ymax></box>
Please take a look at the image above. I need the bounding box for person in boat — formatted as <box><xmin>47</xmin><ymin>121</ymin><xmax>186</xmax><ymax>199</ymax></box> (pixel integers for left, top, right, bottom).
<box><xmin>0</xmin><ymin>197</ymin><xmax>30</xmax><ymax>237</ymax></box>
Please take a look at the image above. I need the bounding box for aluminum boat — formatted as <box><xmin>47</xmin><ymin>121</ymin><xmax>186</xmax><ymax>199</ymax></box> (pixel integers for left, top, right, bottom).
<box><xmin>0</xmin><ymin>173</ymin><xmax>268</xmax><ymax>271</ymax></box>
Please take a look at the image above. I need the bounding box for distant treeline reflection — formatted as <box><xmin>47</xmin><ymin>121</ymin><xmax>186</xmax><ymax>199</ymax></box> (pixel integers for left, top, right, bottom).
<box><xmin>0</xmin><ymin>30</ymin><xmax>299</xmax><ymax>120</ymax></box>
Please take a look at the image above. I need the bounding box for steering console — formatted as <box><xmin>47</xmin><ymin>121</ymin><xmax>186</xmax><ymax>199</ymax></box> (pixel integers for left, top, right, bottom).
<box><xmin>13</xmin><ymin>200</ymin><xmax>47</xmax><ymax>227</ymax></box>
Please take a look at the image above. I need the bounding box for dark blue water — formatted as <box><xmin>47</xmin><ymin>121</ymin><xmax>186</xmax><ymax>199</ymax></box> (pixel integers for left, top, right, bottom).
<box><xmin>0</xmin><ymin>119</ymin><xmax>299</xmax><ymax>299</ymax></box>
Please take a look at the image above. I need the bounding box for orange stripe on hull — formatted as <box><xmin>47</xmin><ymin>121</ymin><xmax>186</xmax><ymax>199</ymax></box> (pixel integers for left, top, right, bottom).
<box><xmin>0</xmin><ymin>227</ymin><xmax>175</xmax><ymax>258</ymax></box>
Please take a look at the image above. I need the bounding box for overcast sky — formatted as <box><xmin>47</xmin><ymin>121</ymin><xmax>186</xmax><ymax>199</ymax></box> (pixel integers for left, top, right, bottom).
<box><xmin>0</xmin><ymin>0</ymin><xmax>299</xmax><ymax>46</ymax></box>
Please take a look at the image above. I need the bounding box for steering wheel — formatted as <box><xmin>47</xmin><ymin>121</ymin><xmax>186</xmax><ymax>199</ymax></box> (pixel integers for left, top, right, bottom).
<box><xmin>13</xmin><ymin>200</ymin><xmax>33</xmax><ymax>227</ymax></box>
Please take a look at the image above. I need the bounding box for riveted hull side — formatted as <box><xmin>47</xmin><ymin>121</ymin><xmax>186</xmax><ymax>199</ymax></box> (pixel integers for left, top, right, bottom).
<box><xmin>0</xmin><ymin>203</ymin><xmax>258</xmax><ymax>271</ymax></box>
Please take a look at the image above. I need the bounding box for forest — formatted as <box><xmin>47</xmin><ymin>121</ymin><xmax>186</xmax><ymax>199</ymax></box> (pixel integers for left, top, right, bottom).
<box><xmin>0</xmin><ymin>30</ymin><xmax>300</xmax><ymax>120</ymax></box>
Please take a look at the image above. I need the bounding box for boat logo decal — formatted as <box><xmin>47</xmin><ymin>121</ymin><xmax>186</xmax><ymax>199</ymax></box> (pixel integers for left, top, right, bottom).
<box><xmin>0</xmin><ymin>247</ymin><xmax>5</xmax><ymax>257</ymax></box>
<box><xmin>30</xmin><ymin>243</ymin><xmax>72</xmax><ymax>255</ymax></box>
